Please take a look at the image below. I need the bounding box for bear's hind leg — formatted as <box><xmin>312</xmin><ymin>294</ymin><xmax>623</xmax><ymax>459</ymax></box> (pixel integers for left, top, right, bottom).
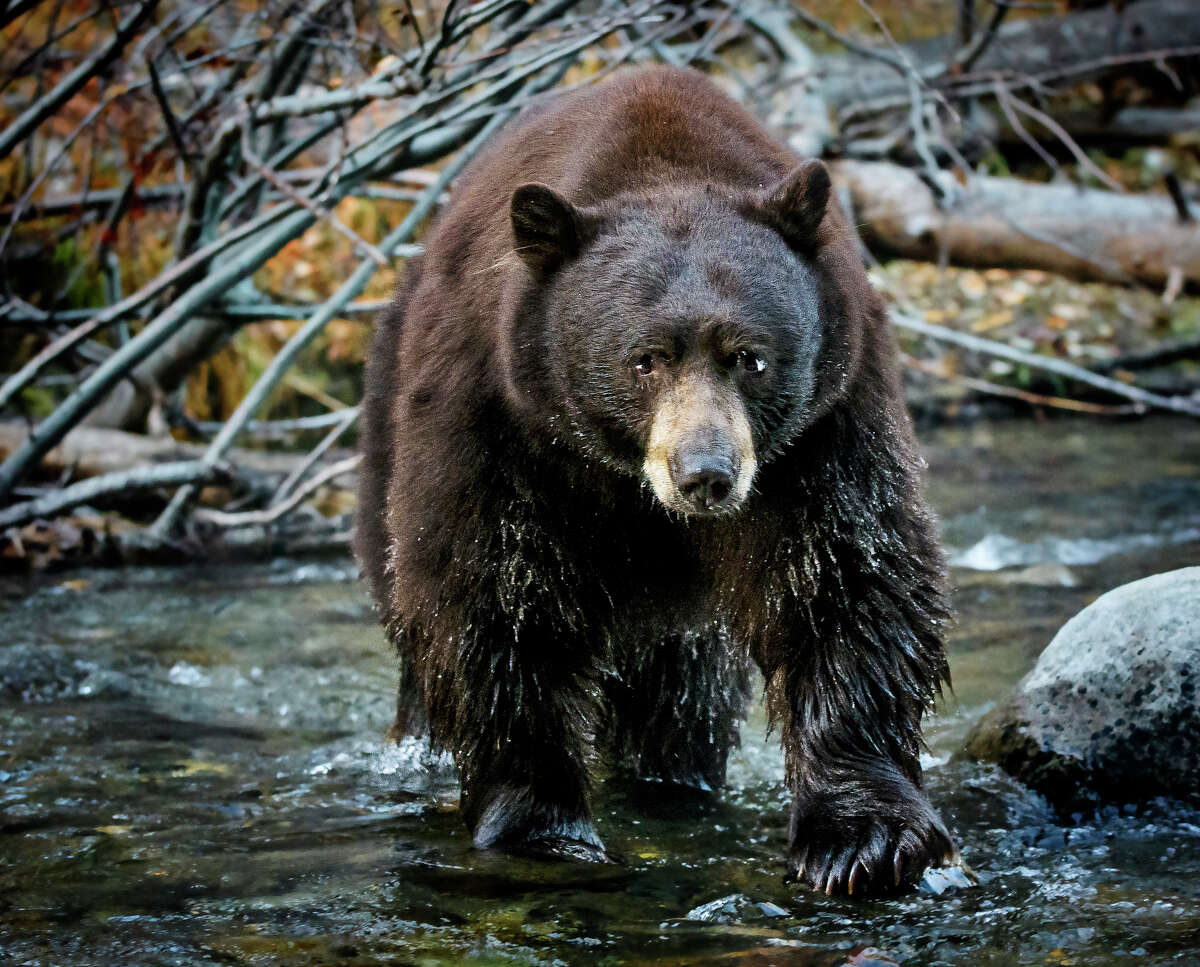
<box><xmin>604</xmin><ymin>629</ymin><xmax>751</xmax><ymax>793</ymax></box>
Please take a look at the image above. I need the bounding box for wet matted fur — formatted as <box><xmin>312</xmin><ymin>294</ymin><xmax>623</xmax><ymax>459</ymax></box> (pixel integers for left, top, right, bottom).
<box><xmin>356</xmin><ymin>65</ymin><xmax>955</xmax><ymax>894</ymax></box>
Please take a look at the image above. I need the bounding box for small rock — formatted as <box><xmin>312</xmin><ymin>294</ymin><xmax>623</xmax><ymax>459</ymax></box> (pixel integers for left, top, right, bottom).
<box><xmin>685</xmin><ymin>893</ymin><xmax>789</xmax><ymax>923</ymax></box>
<box><xmin>965</xmin><ymin>568</ymin><xmax>1200</xmax><ymax>810</ymax></box>
<box><xmin>918</xmin><ymin>863</ymin><xmax>978</xmax><ymax>896</ymax></box>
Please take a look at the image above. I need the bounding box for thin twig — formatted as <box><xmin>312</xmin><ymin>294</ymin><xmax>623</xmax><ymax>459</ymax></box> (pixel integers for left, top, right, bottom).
<box><xmin>0</xmin><ymin>203</ymin><xmax>301</xmax><ymax>412</ymax></box>
<box><xmin>953</xmin><ymin>1</ymin><xmax>1008</xmax><ymax>73</ymax></box>
<box><xmin>842</xmin><ymin>44</ymin><xmax>1200</xmax><ymax>122</ymax></box>
<box><xmin>1091</xmin><ymin>337</ymin><xmax>1200</xmax><ymax>374</ymax></box>
<box><xmin>1164</xmin><ymin>172</ymin><xmax>1193</xmax><ymax>223</ymax></box>
<box><xmin>0</xmin><ymin>93</ymin><xmax>111</xmax><ymax>256</ymax></box>
<box><xmin>0</xmin><ymin>298</ymin><xmax>398</xmax><ymax>327</ymax></box>
<box><xmin>891</xmin><ymin>310</ymin><xmax>1200</xmax><ymax>418</ymax></box>
<box><xmin>185</xmin><ymin>410</ymin><xmax>359</xmax><ymax>439</ymax></box>
<box><xmin>993</xmin><ymin>80</ymin><xmax>1061</xmax><ymax>176</ymax></box>
<box><xmin>418</xmin><ymin>0</ymin><xmax>462</xmax><ymax>77</ymax></box>
<box><xmin>272</xmin><ymin>407</ymin><xmax>359</xmax><ymax>504</ymax></box>
<box><xmin>1006</xmin><ymin>95</ymin><xmax>1125</xmax><ymax>193</ymax></box>
<box><xmin>194</xmin><ymin>455</ymin><xmax>359</xmax><ymax>528</ymax></box>
<box><xmin>147</xmin><ymin>58</ymin><xmax>191</xmax><ymax>169</ymax></box>
<box><xmin>239</xmin><ymin>119</ymin><xmax>389</xmax><ymax>267</ymax></box>
<box><xmin>0</xmin><ymin>207</ymin><xmax>318</xmax><ymax>501</ymax></box>
<box><xmin>788</xmin><ymin>5</ymin><xmax>905</xmax><ymax>72</ymax></box>
<box><xmin>0</xmin><ymin>0</ymin><xmax>159</xmax><ymax>161</ymax></box>
<box><xmin>902</xmin><ymin>353</ymin><xmax>1140</xmax><ymax>415</ymax></box>
<box><xmin>151</xmin><ymin>101</ymin><xmax>522</xmax><ymax>535</ymax></box>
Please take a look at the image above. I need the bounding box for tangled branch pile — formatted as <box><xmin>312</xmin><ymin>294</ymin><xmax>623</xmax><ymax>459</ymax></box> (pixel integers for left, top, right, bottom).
<box><xmin>1</xmin><ymin>0</ymin><xmax>1198</xmax><ymax>569</ymax></box>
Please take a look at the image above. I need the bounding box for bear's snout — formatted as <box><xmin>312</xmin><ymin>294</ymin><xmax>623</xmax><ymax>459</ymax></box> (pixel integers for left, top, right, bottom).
<box><xmin>643</xmin><ymin>372</ymin><xmax>756</xmax><ymax>516</ymax></box>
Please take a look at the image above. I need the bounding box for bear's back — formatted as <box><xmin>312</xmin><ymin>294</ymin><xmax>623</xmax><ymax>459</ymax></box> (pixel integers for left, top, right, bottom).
<box><xmin>427</xmin><ymin>66</ymin><xmax>797</xmax><ymax>278</ymax></box>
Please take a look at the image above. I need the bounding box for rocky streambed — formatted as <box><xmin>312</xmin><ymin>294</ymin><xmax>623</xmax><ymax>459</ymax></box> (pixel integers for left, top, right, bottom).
<box><xmin>2</xmin><ymin>415</ymin><xmax>1199</xmax><ymax>966</ymax></box>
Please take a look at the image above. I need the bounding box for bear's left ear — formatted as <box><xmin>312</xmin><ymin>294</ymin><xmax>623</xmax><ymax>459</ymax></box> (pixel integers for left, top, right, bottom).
<box><xmin>754</xmin><ymin>160</ymin><xmax>831</xmax><ymax>251</ymax></box>
<box><xmin>511</xmin><ymin>183</ymin><xmax>593</xmax><ymax>274</ymax></box>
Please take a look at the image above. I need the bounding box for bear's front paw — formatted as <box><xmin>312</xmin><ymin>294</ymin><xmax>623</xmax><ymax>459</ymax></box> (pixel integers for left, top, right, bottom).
<box><xmin>786</xmin><ymin>771</ymin><xmax>958</xmax><ymax>897</ymax></box>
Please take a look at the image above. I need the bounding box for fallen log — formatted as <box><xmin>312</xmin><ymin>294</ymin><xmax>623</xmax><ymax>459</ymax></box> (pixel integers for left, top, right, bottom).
<box><xmin>1</xmin><ymin>510</ymin><xmax>354</xmax><ymax>571</ymax></box>
<box><xmin>832</xmin><ymin>160</ymin><xmax>1200</xmax><ymax>288</ymax></box>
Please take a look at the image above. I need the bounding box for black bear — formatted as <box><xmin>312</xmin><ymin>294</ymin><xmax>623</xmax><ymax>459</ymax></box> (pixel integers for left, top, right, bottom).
<box><xmin>357</xmin><ymin>65</ymin><xmax>957</xmax><ymax>895</ymax></box>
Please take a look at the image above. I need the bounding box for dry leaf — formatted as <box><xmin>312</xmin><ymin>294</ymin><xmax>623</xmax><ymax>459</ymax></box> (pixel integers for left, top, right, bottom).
<box><xmin>972</xmin><ymin>310</ymin><xmax>1013</xmax><ymax>333</ymax></box>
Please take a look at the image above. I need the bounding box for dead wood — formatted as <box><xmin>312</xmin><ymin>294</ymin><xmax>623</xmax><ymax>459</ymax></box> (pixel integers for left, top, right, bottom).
<box><xmin>1007</xmin><ymin>105</ymin><xmax>1200</xmax><ymax>148</ymax></box>
<box><xmin>0</xmin><ymin>421</ymin><xmax>352</xmax><ymax>482</ymax></box>
<box><xmin>1</xmin><ymin>511</ymin><xmax>354</xmax><ymax>572</ymax></box>
<box><xmin>817</xmin><ymin>0</ymin><xmax>1200</xmax><ymax>119</ymax></box>
<box><xmin>832</xmin><ymin>160</ymin><xmax>1200</xmax><ymax>288</ymax></box>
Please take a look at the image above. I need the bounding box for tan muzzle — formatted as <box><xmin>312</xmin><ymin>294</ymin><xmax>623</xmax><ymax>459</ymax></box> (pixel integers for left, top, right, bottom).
<box><xmin>642</xmin><ymin>372</ymin><xmax>757</xmax><ymax>515</ymax></box>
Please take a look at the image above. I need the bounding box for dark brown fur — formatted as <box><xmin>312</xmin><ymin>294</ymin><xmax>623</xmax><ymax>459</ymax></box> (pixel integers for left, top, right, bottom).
<box><xmin>357</xmin><ymin>66</ymin><xmax>955</xmax><ymax>893</ymax></box>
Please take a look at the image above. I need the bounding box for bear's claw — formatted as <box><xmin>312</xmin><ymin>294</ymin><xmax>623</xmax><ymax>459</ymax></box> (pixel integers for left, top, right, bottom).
<box><xmin>788</xmin><ymin>814</ymin><xmax>958</xmax><ymax>896</ymax></box>
<box><xmin>785</xmin><ymin>762</ymin><xmax>959</xmax><ymax>897</ymax></box>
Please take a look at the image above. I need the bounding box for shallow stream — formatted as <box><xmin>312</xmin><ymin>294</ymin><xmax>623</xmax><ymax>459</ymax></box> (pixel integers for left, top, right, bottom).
<box><xmin>3</xmin><ymin>417</ymin><xmax>1199</xmax><ymax>965</ymax></box>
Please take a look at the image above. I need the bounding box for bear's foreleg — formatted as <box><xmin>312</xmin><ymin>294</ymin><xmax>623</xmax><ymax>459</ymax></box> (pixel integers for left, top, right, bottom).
<box><xmin>425</xmin><ymin>609</ymin><xmax>610</xmax><ymax>862</ymax></box>
<box><xmin>777</xmin><ymin>553</ymin><xmax>956</xmax><ymax>895</ymax></box>
<box><xmin>747</xmin><ymin>492</ymin><xmax>957</xmax><ymax>895</ymax></box>
<box><xmin>780</xmin><ymin>720</ymin><xmax>957</xmax><ymax>896</ymax></box>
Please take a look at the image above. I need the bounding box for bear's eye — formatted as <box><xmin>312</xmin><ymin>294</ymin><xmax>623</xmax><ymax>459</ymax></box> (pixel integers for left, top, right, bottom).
<box><xmin>735</xmin><ymin>349</ymin><xmax>767</xmax><ymax>375</ymax></box>
<box><xmin>634</xmin><ymin>354</ymin><xmax>656</xmax><ymax>377</ymax></box>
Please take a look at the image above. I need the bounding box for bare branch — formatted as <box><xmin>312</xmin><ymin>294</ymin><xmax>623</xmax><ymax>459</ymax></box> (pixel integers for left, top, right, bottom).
<box><xmin>0</xmin><ymin>207</ymin><xmax>318</xmax><ymax>500</ymax></box>
<box><xmin>194</xmin><ymin>454</ymin><xmax>359</xmax><ymax>528</ymax></box>
<box><xmin>1005</xmin><ymin>95</ymin><xmax>1125</xmax><ymax>193</ymax></box>
<box><xmin>239</xmin><ymin>119</ymin><xmax>389</xmax><ymax>267</ymax></box>
<box><xmin>892</xmin><ymin>311</ymin><xmax>1200</xmax><ymax>418</ymax></box>
<box><xmin>152</xmin><ymin>93</ymin><xmax>528</xmax><ymax>534</ymax></box>
<box><xmin>903</xmin><ymin>353</ymin><xmax>1140</xmax><ymax>416</ymax></box>
<box><xmin>147</xmin><ymin>57</ymin><xmax>191</xmax><ymax>168</ymax></box>
<box><xmin>0</xmin><ymin>0</ymin><xmax>159</xmax><ymax>161</ymax></box>
<box><xmin>953</xmin><ymin>0</ymin><xmax>1008</xmax><ymax>73</ymax></box>
<box><xmin>0</xmin><ymin>204</ymin><xmax>303</xmax><ymax>412</ymax></box>
<box><xmin>0</xmin><ymin>459</ymin><xmax>232</xmax><ymax>530</ymax></box>
<box><xmin>271</xmin><ymin>407</ymin><xmax>359</xmax><ymax>503</ymax></box>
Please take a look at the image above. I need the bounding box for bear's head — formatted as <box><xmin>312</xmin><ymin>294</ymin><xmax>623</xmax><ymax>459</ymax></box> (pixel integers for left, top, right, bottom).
<box><xmin>506</xmin><ymin>160</ymin><xmax>858</xmax><ymax>517</ymax></box>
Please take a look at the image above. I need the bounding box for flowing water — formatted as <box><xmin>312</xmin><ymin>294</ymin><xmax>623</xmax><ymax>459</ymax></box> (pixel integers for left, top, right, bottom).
<box><xmin>3</xmin><ymin>416</ymin><xmax>1199</xmax><ymax>966</ymax></box>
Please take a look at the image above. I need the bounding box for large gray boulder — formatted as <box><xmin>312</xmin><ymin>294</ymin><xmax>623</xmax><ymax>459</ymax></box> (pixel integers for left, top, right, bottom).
<box><xmin>965</xmin><ymin>567</ymin><xmax>1200</xmax><ymax>811</ymax></box>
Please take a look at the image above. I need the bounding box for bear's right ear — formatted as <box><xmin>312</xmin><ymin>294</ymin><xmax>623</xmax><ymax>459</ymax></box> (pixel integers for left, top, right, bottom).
<box><xmin>755</xmin><ymin>160</ymin><xmax>831</xmax><ymax>251</ymax></box>
<box><xmin>511</xmin><ymin>183</ymin><xmax>592</xmax><ymax>274</ymax></box>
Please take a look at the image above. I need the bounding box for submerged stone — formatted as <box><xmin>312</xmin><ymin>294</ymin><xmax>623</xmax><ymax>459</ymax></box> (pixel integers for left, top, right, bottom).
<box><xmin>965</xmin><ymin>568</ymin><xmax>1200</xmax><ymax>811</ymax></box>
<box><xmin>684</xmin><ymin>893</ymin><xmax>790</xmax><ymax>923</ymax></box>
<box><xmin>918</xmin><ymin>863</ymin><xmax>978</xmax><ymax>896</ymax></box>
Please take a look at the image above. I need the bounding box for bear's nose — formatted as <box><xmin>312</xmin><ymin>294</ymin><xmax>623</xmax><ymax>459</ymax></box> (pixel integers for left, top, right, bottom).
<box><xmin>671</xmin><ymin>438</ymin><xmax>736</xmax><ymax>512</ymax></box>
<box><xmin>677</xmin><ymin>464</ymin><xmax>733</xmax><ymax>511</ymax></box>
